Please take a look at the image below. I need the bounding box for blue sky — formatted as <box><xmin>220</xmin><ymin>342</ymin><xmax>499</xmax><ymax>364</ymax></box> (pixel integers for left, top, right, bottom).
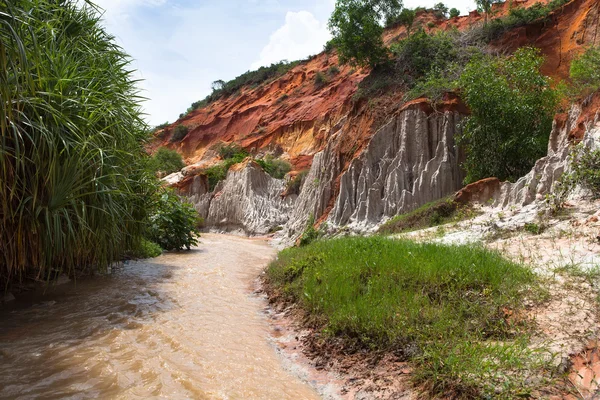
<box><xmin>94</xmin><ymin>0</ymin><xmax>476</xmax><ymax>126</ymax></box>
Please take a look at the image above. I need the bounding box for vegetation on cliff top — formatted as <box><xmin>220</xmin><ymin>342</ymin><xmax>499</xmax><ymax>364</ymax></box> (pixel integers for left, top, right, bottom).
<box><xmin>267</xmin><ymin>236</ymin><xmax>555</xmax><ymax>397</ymax></box>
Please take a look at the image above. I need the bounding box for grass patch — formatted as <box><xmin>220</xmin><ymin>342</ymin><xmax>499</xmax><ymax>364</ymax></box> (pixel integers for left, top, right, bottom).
<box><xmin>378</xmin><ymin>198</ymin><xmax>477</xmax><ymax>234</ymax></box>
<box><xmin>266</xmin><ymin>236</ymin><xmax>553</xmax><ymax>398</ymax></box>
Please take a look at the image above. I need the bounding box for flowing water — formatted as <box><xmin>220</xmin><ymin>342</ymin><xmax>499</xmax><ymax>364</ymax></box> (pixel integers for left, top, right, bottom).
<box><xmin>0</xmin><ymin>234</ymin><xmax>319</xmax><ymax>399</ymax></box>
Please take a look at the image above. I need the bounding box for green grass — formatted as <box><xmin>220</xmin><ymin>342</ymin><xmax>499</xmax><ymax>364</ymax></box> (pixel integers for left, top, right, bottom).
<box><xmin>267</xmin><ymin>236</ymin><xmax>555</xmax><ymax>398</ymax></box>
<box><xmin>378</xmin><ymin>198</ymin><xmax>477</xmax><ymax>234</ymax></box>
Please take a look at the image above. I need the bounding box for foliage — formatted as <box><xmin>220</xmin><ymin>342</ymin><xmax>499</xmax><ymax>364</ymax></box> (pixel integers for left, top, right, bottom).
<box><xmin>569</xmin><ymin>144</ymin><xmax>600</xmax><ymax>198</ymax></box>
<box><xmin>570</xmin><ymin>46</ymin><xmax>600</xmax><ymax>96</ymax></box>
<box><xmin>469</xmin><ymin>0</ymin><xmax>570</xmax><ymax>42</ymax></box>
<box><xmin>458</xmin><ymin>47</ymin><xmax>558</xmax><ymax>183</ymax></box>
<box><xmin>286</xmin><ymin>170</ymin><xmax>309</xmax><ymax>195</ymax></box>
<box><xmin>314</xmin><ymin>71</ymin><xmax>328</xmax><ymax>88</ymax></box>
<box><xmin>147</xmin><ymin>189</ymin><xmax>200</xmax><ymax>251</ymax></box>
<box><xmin>449</xmin><ymin>7</ymin><xmax>460</xmax><ymax>18</ymax></box>
<box><xmin>267</xmin><ymin>236</ymin><xmax>552</xmax><ymax>398</ymax></box>
<box><xmin>203</xmin><ymin>163</ymin><xmax>229</xmax><ymax>191</ymax></box>
<box><xmin>0</xmin><ymin>0</ymin><xmax>153</xmax><ymax>284</ymax></box>
<box><xmin>328</xmin><ymin>0</ymin><xmax>402</xmax><ymax>68</ymax></box>
<box><xmin>298</xmin><ymin>214</ymin><xmax>324</xmax><ymax>246</ymax></box>
<box><xmin>386</xmin><ymin>8</ymin><xmax>416</xmax><ymax>36</ymax></box>
<box><xmin>149</xmin><ymin>148</ymin><xmax>185</xmax><ymax>176</ymax></box>
<box><xmin>378</xmin><ymin>197</ymin><xmax>478</xmax><ymax>234</ymax></box>
<box><xmin>255</xmin><ymin>156</ymin><xmax>292</xmax><ymax>179</ymax></box>
<box><xmin>130</xmin><ymin>239</ymin><xmax>163</xmax><ymax>259</ymax></box>
<box><xmin>391</xmin><ymin>29</ymin><xmax>458</xmax><ymax>85</ymax></box>
<box><xmin>218</xmin><ymin>143</ymin><xmax>249</xmax><ymax>160</ymax></box>
<box><xmin>171</xmin><ymin>124</ymin><xmax>189</xmax><ymax>142</ymax></box>
<box><xmin>327</xmin><ymin>65</ymin><xmax>341</xmax><ymax>76</ymax></box>
<box><xmin>433</xmin><ymin>2</ymin><xmax>449</xmax><ymax>18</ymax></box>
<box><xmin>155</xmin><ymin>122</ymin><xmax>170</xmax><ymax>130</ymax></box>
<box><xmin>188</xmin><ymin>60</ymin><xmax>301</xmax><ymax>111</ymax></box>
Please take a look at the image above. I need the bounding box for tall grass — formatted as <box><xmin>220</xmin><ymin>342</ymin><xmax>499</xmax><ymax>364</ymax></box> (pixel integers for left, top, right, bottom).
<box><xmin>0</xmin><ymin>1</ymin><xmax>152</xmax><ymax>285</ymax></box>
<box><xmin>267</xmin><ymin>237</ymin><xmax>556</xmax><ymax>397</ymax></box>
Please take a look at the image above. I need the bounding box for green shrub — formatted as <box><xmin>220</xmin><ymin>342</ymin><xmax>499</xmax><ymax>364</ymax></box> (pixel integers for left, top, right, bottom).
<box><xmin>148</xmin><ymin>189</ymin><xmax>200</xmax><ymax>251</ymax></box>
<box><xmin>266</xmin><ymin>236</ymin><xmax>550</xmax><ymax>398</ymax></box>
<box><xmin>171</xmin><ymin>124</ymin><xmax>189</xmax><ymax>142</ymax></box>
<box><xmin>327</xmin><ymin>65</ymin><xmax>341</xmax><ymax>76</ymax></box>
<box><xmin>203</xmin><ymin>163</ymin><xmax>229</xmax><ymax>191</ymax></box>
<box><xmin>149</xmin><ymin>147</ymin><xmax>185</xmax><ymax>175</ymax></box>
<box><xmin>570</xmin><ymin>46</ymin><xmax>600</xmax><ymax>95</ymax></box>
<box><xmin>314</xmin><ymin>71</ymin><xmax>328</xmax><ymax>88</ymax></box>
<box><xmin>131</xmin><ymin>239</ymin><xmax>162</xmax><ymax>259</ymax></box>
<box><xmin>154</xmin><ymin>122</ymin><xmax>170</xmax><ymax>131</ymax></box>
<box><xmin>433</xmin><ymin>2</ymin><xmax>449</xmax><ymax>18</ymax></box>
<box><xmin>391</xmin><ymin>29</ymin><xmax>457</xmax><ymax>85</ymax></box>
<box><xmin>569</xmin><ymin>144</ymin><xmax>600</xmax><ymax>198</ymax></box>
<box><xmin>218</xmin><ymin>143</ymin><xmax>249</xmax><ymax>160</ymax></box>
<box><xmin>299</xmin><ymin>214</ymin><xmax>323</xmax><ymax>246</ymax></box>
<box><xmin>386</xmin><ymin>8</ymin><xmax>416</xmax><ymax>36</ymax></box>
<box><xmin>449</xmin><ymin>7</ymin><xmax>460</xmax><ymax>18</ymax></box>
<box><xmin>255</xmin><ymin>156</ymin><xmax>292</xmax><ymax>179</ymax></box>
<box><xmin>458</xmin><ymin>47</ymin><xmax>559</xmax><ymax>183</ymax></box>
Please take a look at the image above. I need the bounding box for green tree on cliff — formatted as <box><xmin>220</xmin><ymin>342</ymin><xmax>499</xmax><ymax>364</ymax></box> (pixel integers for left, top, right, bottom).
<box><xmin>328</xmin><ymin>0</ymin><xmax>403</xmax><ymax>68</ymax></box>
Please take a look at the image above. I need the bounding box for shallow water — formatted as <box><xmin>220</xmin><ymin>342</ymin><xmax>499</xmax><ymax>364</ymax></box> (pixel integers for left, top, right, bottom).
<box><xmin>0</xmin><ymin>234</ymin><xmax>318</xmax><ymax>399</ymax></box>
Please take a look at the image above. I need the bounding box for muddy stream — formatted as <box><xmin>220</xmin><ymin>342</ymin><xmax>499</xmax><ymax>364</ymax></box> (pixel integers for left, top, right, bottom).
<box><xmin>0</xmin><ymin>234</ymin><xmax>320</xmax><ymax>399</ymax></box>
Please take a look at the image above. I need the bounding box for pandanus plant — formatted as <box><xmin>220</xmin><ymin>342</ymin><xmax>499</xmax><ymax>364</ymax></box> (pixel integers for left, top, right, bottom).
<box><xmin>0</xmin><ymin>0</ymin><xmax>153</xmax><ymax>286</ymax></box>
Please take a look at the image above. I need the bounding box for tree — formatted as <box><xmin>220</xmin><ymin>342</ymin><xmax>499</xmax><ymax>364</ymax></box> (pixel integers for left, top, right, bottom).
<box><xmin>449</xmin><ymin>8</ymin><xmax>460</xmax><ymax>18</ymax></box>
<box><xmin>476</xmin><ymin>0</ymin><xmax>497</xmax><ymax>24</ymax></box>
<box><xmin>211</xmin><ymin>80</ymin><xmax>225</xmax><ymax>92</ymax></box>
<box><xmin>397</xmin><ymin>8</ymin><xmax>416</xmax><ymax>36</ymax></box>
<box><xmin>433</xmin><ymin>2</ymin><xmax>449</xmax><ymax>18</ymax></box>
<box><xmin>458</xmin><ymin>47</ymin><xmax>558</xmax><ymax>183</ymax></box>
<box><xmin>329</xmin><ymin>0</ymin><xmax>403</xmax><ymax>68</ymax></box>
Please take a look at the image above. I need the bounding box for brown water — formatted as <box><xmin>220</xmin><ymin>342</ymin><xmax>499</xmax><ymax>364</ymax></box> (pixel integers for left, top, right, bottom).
<box><xmin>0</xmin><ymin>234</ymin><xmax>319</xmax><ymax>400</ymax></box>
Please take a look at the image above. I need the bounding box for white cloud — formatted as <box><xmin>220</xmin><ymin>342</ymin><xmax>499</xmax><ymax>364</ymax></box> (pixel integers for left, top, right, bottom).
<box><xmin>251</xmin><ymin>11</ymin><xmax>331</xmax><ymax>69</ymax></box>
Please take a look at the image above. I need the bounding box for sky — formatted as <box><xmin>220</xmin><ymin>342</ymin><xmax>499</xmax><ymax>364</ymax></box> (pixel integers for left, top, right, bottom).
<box><xmin>93</xmin><ymin>0</ymin><xmax>476</xmax><ymax>126</ymax></box>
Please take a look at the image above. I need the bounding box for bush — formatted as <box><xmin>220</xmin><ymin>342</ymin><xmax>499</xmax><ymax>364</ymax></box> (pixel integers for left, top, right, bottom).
<box><xmin>148</xmin><ymin>189</ymin><xmax>200</xmax><ymax>251</ymax></box>
<box><xmin>218</xmin><ymin>143</ymin><xmax>249</xmax><ymax>160</ymax></box>
<box><xmin>433</xmin><ymin>2</ymin><xmax>449</xmax><ymax>18</ymax></box>
<box><xmin>298</xmin><ymin>214</ymin><xmax>324</xmax><ymax>246</ymax></box>
<box><xmin>449</xmin><ymin>7</ymin><xmax>460</xmax><ymax>18</ymax></box>
<box><xmin>458</xmin><ymin>47</ymin><xmax>559</xmax><ymax>183</ymax></box>
<box><xmin>255</xmin><ymin>156</ymin><xmax>292</xmax><ymax>179</ymax></box>
<box><xmin>386</xmin><ymin>8</ymin><xmax>416</xmax><ymax>36</ymax></box>
<box><xmin>149</xmin><ymin>147</ymin><xmax>185</xmax><ymax>175</ymax></box>
<box><xmin>570</xmin><ymin>46</ymin><xmax>600</xmax><ymax>96</ymax></box>
<box><xmin>267</xmin><ymin>236</ymin><xmax>549</xmax><ymax>398</ymax></box>
<box><xmin>314</xmin><ymin>71</ymin><xmax>328</xmax><ymax>88</ymax></box>
<box><xmin>391</xmin><ymin>30</ymin><xmax>458</xmax><ymax>85</ymax></box>
<box><xmin>569</xmin><ymin>144</ymin><xmax>600</xmax><ymax>198</ymax></box>
<box><xmin>131</xmin><ymin>239</ymin><xmax>162</xmax><ymax>259</ymax></box>
<box><xmin>327</xmin><ymin>65</ymin><xmax>340</xmax><ymax>76</ymax></box>
<box><xmin>379</xmin><ymin>198</ymin><xmax>460</xmax><ymax>234</ymax></box>
<box><xmin>171</xmin><ymin>124</ymin><xmax>189</xmax><ymax>142</ymax></box>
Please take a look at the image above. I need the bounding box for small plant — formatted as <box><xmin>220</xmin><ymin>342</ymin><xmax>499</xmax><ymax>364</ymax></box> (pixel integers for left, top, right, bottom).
<box><xmin>314</xmin><ymin>71</ymin><xmax>328</xmax><ymax>88</ymax></box>
<box><xmin>131</xmin><ymin>239</ymin><xmax>162</xmax><ymax>259</ymax></box>
<box><xmin>218</xmin><ymin>143</ymin><xmax>249</xmax><ymax>160</ymax></box>
<box><xmin>286</xmin><ymin>170</ymin><xmax>309</xmax><ymax>195</ymax></box>
<box><xmin>569</xmin><ymin>144</ymin><xmax>600</xmax><ymax>198</ymax></box>
<box><xmin>255</xmin><ymin>155</ymin><xmax>292</xmax><ymax>179</ymax></box>
<box><xmin>171</xmin><ymin>124</ymin><xmax>189</xmax><ymax>142</ymax></box>
<box><xmin>148</xmin><ymin>189</ymin><xmax>200</xmax><ymax>251</ymax></box>
<box><xmin>299</xmin><ymin>214</ymin><xmax>323</xmax><ymax>246</ymax></box>
<box><xmin>327</xmin><ymin>65</ymin><xmax>340</xmax><ymax>76</ymax></box>
<box><xmin>449</xmin><ymin>7</ymin><xmax>460</xmax><ymax>18</ymax></box>
<box><xmin>427</xmin><ymin>21</ymin><xmax>436</xmax><ymax>29</ymax></box>
<box><xmin>276</xmin><ymin>93</ymin><xmax>289</xmax><ymax>104</ymax></box>
<box><xmin>524</xmin><ymin>222</ymin><xmax>544</xmax><ymax>235</ymax></box>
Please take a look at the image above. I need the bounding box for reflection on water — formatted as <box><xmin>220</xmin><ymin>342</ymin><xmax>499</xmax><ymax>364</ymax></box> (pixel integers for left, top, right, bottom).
<box><xmin>0</xmin><ymin>234</ymin><xmax>318</xmax><ymax>400</ymax></box>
